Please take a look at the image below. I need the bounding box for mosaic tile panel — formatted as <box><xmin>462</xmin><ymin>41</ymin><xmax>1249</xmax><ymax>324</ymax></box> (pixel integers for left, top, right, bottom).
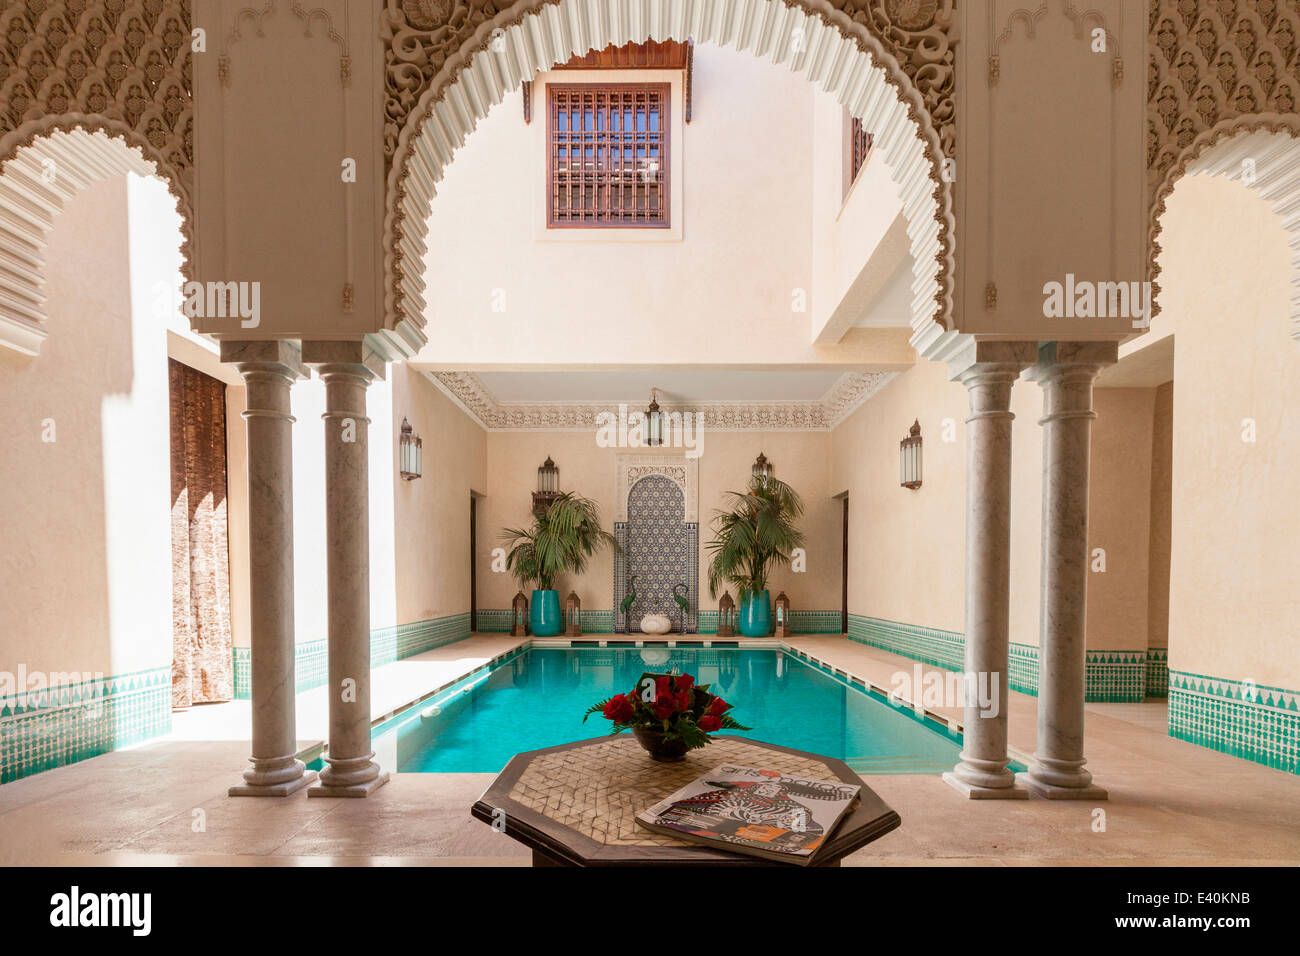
<box><xmin>697</xmin><ymin>609</ymin><xmax>718</xmax><ymax>634</ymax></box>
<box><xmin>1</xmin><ymin>666</ymin><xmax>172</xmax><ymax>785</ymax></box>
<box><xmin>1169</xmin><ymin>671</ymin><xmax>1299</xmax><ymax>776</ymax></box>
<box><xmin>788</xmin><ymin>610</ymin><xmax>843</xmax><ymax>635</ymax></box>
<box><xmin>618</xmin><ymin>476</ymin><xmax>696</xmax><ymax>633</ymax></box>
<box><xmin>232</xmin><ymin>613</ymin><xmax>473</xmax><ymax>700</ymax></box>
<box><xmin>1146</xmin><ymin>647</ymin><xmax>1169</xmax><ymax>699</ymax></box>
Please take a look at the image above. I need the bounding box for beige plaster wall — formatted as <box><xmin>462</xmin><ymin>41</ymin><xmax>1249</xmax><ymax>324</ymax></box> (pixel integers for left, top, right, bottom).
<box><xmin>390</xmin><ymin>366</ymin><xmax>487</xmax><ymax>625</ymax></box>
<box><xmin>0</xmin><ymin>177</ymin><xmax>172</xmax><ymax>678</ymax></box>
<box><xmin>1157</xmin><ymin>174</ymin><xmax>1300</xmax><ymax>689</ymax></box>
<box><xmin>476</xmin><ymin>428</ymin><xmax>840</xmax><ymax>614</ymax></box>
<box><xmin>831</xmin><ymin>358</ymin><xmax>1170</xmax><ymax>654</ymax></box>
<box><xmin>1148</xmin><ymin>380</ymin><xmax>1173</xmax><ymax>651</ymax></box>
<box><xmin>418</xmin><ymin>44</ymin><xmax>849</xmax><ymax>368</ymax></box>
<box><xmin>1086</xmin><ymin>388</ymin><xmax>1156</xmax><ymax>652</ymax></box>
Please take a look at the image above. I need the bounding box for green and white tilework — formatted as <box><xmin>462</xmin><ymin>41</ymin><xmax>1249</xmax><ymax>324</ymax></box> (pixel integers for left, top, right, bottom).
<box><xmin>1</xmin><ymin>666</ymin><xmax>172</xmax><ymax>784</ymax></box>
<box><xmin>1169</xmin><ymin>671</ymin><xmax>1298</xmax><ymax>775</ymax></box>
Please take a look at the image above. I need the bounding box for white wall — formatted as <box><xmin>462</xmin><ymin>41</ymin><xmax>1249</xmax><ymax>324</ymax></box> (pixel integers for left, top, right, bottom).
<box><xmin>417</xmin><ymin>43</ymin><xmax>904</xmax><ymax>368</ymax></box>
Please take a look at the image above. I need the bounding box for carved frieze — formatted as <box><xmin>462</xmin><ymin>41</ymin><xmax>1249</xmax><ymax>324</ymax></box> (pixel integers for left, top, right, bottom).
<box><xmin>427</xmin><ymin>370</ymin><xmax>896</xmax><ymax>431</ymax></box>
<box><xmin>382</xmin><ymin>0</ymin><xmax>956</xmax><ymax>164</ymax></box>
<box><xmin>0</xmin><ymin>1</ymin><xmax>193</xmax><ymax>192</ymax></box>
<box><xmin>1147</xmin><ymin>0</ymin><xmax>1300</xmax><ymax>197</ymax></box>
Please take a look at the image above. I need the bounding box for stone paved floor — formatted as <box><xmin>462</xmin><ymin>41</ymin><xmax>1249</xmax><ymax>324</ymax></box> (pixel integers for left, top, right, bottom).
<box><xmin>1</xmin><ymin>635</ymin><xmax>1296</xmax><ymax>866</ymax></box>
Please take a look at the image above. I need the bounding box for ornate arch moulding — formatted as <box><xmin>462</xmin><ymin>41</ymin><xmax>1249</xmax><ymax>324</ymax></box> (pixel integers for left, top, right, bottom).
<box><xmin>1146</xmin><ymin>113</ymin><xmax>1300</xmax><ymax>343</ymax></box>
<box><xmin>615</xmin><ymin>455</ymin><xmax>698</xmax><ymax>524</ymax></box>
<box><xmin>382</xmin><ymin>0</ymin><xmax>959</xmax><ymax>364</ymax></box>
<box><xmin>0</xmin><ymin>115</ymin><xmax>194</xmax><ymax>356</ymax></box>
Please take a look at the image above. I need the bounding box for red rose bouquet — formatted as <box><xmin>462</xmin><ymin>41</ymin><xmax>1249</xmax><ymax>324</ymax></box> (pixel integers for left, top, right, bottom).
<box><xmin>583</xmin><ymin>670</ymin><xmax>750</xmax><ymax>755</ymax></box>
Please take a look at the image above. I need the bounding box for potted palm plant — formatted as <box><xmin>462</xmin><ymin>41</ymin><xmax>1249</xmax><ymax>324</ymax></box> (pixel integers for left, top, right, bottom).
<box><xmin>706</xmin><ymin>475</ymin><xmax>805</xmax><ymax>637</ymax></box>
<box><xmin>500</xmin><ymin>492</ymin><xmax>618</xmax><ymax>637</ymax></box>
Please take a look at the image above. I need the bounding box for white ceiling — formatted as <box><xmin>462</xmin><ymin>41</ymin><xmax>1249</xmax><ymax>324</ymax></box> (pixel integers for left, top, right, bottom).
<box><xmin>473</xmin><ymin>369</ymin><xmax>849</xmax><ymax>403</ymax></box>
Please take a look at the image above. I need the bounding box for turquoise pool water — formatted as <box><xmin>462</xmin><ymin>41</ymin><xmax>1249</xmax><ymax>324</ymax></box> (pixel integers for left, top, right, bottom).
<box><xmin>372</xmin><ymin>647</ymin><xmax>968</xmax><ymax>775</ymax></box>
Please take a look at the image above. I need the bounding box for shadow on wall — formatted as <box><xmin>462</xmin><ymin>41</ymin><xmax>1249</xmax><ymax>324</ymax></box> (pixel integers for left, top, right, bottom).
<box><xmin>0</xmin><ymin>174</ymin><xmax>178</xmax><ymax>781</ymax></box>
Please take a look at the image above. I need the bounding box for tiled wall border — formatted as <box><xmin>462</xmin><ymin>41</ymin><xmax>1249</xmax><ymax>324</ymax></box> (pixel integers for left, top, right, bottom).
<box><xmin>1</xmin><ymin>666</ymin><xmax>172</xmax><ymax>784</ymax></box>
<box><xmin>233</xmin><ymin>612</ymin><xmax>473</xmax><ymax>700</ymax></box>
<box><xmin>483</xmin><ymin>608</ymin><xmax>845</xmax><ymax>636</ymax></box>
<box><xmin>1146</xmin><ymin>647</ymin><xmax>1169</xmax><ymax>698</ymax></box>
<box><xmin>1169</xmin><ymin>671</ymin><xmax>1298</xmax><ymax>775</ymax></box>
<box><xmin>846</xmin><ymin>615</ymin><xmax>1157</xmax><ymax>703</ymax></box>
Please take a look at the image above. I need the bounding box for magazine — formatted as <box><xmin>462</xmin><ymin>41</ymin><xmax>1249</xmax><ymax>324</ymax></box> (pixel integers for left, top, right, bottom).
<box><xmin>635</xmin><ymin>765</ymin><xmax>861</xmax><ymax>864</ymax></box>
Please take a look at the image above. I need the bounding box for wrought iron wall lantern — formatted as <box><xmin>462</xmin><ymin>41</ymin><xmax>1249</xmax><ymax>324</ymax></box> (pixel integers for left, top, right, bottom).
<box><xmin>533</xmin><ymin>455</ymin><xmax>562</xmax><ymax>514</ymax></box>
<box><xmin>399</xmin><ymin>418</ymin><xmax>423</xmax><ymax>481</ymax></box>
<box><xmin>900</xmin><ymin>419</ymin><xmax>923</xmax><ymax>490</ymax></box>
<box><xmin>645</xmin><ymin>388</ymin><xmax>664</xmax><ymax>447</ymax></box>
<box><xmin>752</xmin><ymin>452</ymin><xmax>772</xmax><ymax>480</ymax></box>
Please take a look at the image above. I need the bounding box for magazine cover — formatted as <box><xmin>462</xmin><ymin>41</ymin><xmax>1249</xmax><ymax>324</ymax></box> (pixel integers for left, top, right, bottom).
<box><xmin>636</xmin><ymin>765</ymin><xmax>861</xmax><ymax>863</ymax></box>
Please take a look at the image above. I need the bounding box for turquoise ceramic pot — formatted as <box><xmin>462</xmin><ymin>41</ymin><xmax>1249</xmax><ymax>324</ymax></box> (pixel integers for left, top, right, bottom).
<box><xmin>738</xmin><ymin>590</ymin><xmax>771</xmax><ymax>637</ymax></box>
<box><xmin>529</xmin><ymin>589</ymin><xmax>563</xmax><ymax>636</ymax></box>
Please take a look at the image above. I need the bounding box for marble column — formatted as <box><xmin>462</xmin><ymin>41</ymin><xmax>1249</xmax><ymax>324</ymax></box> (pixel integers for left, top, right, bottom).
<box><xmin>221</xmin><ymin>341</ymin><xmax>316</xmax><ymax>797</ymax></box>
<box><xmin>303</xmin><ymin>342</ymin><xmax>389</xmax><ymax>798</ymax></box>
<box><xmin>1018</xmin><ymin>341</ymin><xmax>1117</xmax><ymax>800</ymax></box>
<box><xmin>943</xmin><ymin>340</ymin><xmax>1036</xmax><ymax>799</ymax></box>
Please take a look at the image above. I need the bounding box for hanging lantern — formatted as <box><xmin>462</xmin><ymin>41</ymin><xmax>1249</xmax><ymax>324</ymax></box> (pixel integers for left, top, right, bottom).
<box><xmin>511</xmin><ymin>591</ymin><xmax>529</xmax><ymax>637</ymax></box>
<box><xmin>565</xmin><ymin>591</ymin><xmax>582</xmax><ymax>637</ymax></box>
<box><xmin>717</xmin><ymin>591</ymin><xmax>736</xmax><ymax>637</ymax></box>
<box><xmin>399</xmin><ymin>418</ymin><xmax>423</xmax><ymax>481</ymax></box>
<box><xmin>900</xmin><ymin>419</ymin><xmax>923</xmax><ymax>490</ymax></box>
<box><xmin>773</xmin><ymin>591</ymin><xmax>791</xmax><ymax>639</ymax></box>
<box><xmin>752</xmin><ymin>452</ymin><xmax>772</xmax><ymax>480</ymax></box>
<box><xmin>645</xmin><ymin>388</ymin><xmax>664</xmax><ymax>447</ymax></box>
<box><xmin>537</xmin><ymin>455</ymin><xmax>558</xmax><ymax>493</ymax></box>
<box><xmin>532</xmin><ymin>455</ymin><xmax>562</xmax><ymax>514</ymax></box>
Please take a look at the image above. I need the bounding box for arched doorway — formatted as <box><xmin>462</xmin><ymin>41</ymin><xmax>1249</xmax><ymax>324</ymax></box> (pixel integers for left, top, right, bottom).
<box><xmin>381</xmin><ymin>0</ymin><xmax>956</xmax><ymax>355</ymax></box>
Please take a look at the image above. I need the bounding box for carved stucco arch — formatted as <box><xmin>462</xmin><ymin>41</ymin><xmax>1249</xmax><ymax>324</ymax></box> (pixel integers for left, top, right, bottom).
<box><xmin>1147</xmin><ymin>113</ymin><xmax>1300</xmax><ymax>343</ymax></box>
<box><xmin>0</xmin><ymin>114</ymin><xmax>193</xmax><ymax>355</ymax></box>
<box><xmin>382</xmin><ymin>0</ymin><xmax>956</xmax><ymax>359</ymax></box>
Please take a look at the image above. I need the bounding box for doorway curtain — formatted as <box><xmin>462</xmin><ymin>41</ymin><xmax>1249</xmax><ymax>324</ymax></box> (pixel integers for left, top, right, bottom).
<box><xmin>168</xmin><ymin>359</ymin><xmax>234</xmax><ymax>708</ymax></box>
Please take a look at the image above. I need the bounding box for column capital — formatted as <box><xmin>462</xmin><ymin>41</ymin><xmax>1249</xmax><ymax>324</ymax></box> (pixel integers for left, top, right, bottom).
<box><xmin>1023</xmin><ymin>341</ymin><xmax>1118</xmax><ymax>385</ymax></box>
<box><xmin>219</xmin><ymin>339</ymin><xmax>308</xmax><ymax>381</ymax></box>
<box><xmin>947</xmin><ymin>340</ymin><xmax>1038</xmax><ymax>384</ymax></box>
<box><xmin>301</xmin><ymin>339</ymin><xmax>387</xmax><ymax>383</ymax></box>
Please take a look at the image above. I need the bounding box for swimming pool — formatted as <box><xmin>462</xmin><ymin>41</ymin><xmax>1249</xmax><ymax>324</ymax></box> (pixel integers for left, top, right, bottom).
<box><xmin>370</xmin><ymin>647</ymin><xmax>968</xmax><ymax>775</ymax></box>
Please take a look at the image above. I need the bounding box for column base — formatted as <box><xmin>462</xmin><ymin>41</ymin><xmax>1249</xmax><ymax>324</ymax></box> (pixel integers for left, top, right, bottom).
<box><xmin>942</xmin><ymin>771</ymin><xmax>1029</xmax><ymax>799</ymax></box>
<box><xmin>229</xmin><ymin>770</ymin><xmax>317</xmax><ymax>798</ymax></box>
<box><xmin>1016</xmin><ymin>771</ymin><xmax>1108</xmax><ymax>800</ymax></box>
<box><xmin>308</xmin><ymin>771</ymin><xmax>390</xmax><ymax>798</ymax></box>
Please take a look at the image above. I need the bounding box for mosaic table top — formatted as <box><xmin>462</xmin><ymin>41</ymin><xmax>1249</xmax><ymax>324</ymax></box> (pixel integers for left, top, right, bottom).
<box><xmin>472</xmin><ymin>734</ymin><xmax>901</xmax><ymax>866</ymax></box>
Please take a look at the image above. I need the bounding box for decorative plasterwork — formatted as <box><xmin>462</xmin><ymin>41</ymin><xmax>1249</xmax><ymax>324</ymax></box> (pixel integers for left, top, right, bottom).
<box><xmin>382</xmin><ymin>0</ymin><xmax>958</xmax><ymax>360</ymax></box>
<box><xmin>425</xmin><ymin>370</ymin><xmax>896</xmax><ymax>431</ymax></box>
<box><xmin>615</xmin><ymin>454</ymin><xmax>698</xmax><ymax>523</ymax></box>
<box><xmin>1145</xmin><ymin>2</ymin><xmax>1300</xmax><ymax>344</ymax></box>
<box><xmin>1147</xmin><ymin>0</ymin><xmax>1300</xmax><ymax>198</ymax></box>
<box><xmin>1148</xmin><ymin>116</ymin><xmax>1300</xmax><ymax>341</ymax></box>
<box><xmin>0</xmin><ymin>1</ymin><xmax>193</xmax><ymax>356</ymax></box>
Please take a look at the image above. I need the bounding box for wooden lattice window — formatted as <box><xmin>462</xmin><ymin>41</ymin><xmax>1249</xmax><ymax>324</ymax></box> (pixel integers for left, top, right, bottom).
<box><xmin>850</xmin><ymin>116</ymin><xmax>874</xmax><ymax>184</ymax></box>
<box><xmin>548</xmin><ymin>84</ymin><xmax>670</xmax><ymax>228</ymax></box>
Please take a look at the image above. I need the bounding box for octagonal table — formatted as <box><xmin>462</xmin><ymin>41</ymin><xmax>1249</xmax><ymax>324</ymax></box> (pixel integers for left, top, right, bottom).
<box><xmin>470</xmin><ymin>735</ymin><xmax>901</xmax><ymax>866</ymax></box>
